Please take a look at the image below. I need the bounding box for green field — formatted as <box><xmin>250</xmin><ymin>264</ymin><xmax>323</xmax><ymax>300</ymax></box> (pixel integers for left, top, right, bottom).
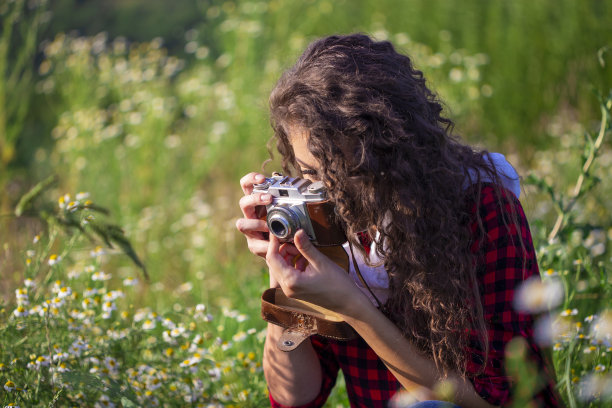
<box><xmin>1</xmin><ymin>0</ymin><xmax>612</xmax><ymax>406</ymax></box>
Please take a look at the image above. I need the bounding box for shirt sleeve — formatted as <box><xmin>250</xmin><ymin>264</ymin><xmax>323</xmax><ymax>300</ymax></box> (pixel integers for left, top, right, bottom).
<box><xmin>269</xmin><ymin>335</ymin><xmax>340</xmax><ymax>408</ymax></box>
<box><xmin>466</xmin><ymin>185</ymin><xmax>541</xmax><ymax>406</ymax></box>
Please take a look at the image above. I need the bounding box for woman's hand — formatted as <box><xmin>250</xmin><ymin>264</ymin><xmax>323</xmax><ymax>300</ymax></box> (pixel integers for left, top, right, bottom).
<box><xmin>266</xmin><ymin>229</ymin><xmax>365</xmax><ymax>314</ymax></box>
<box><xmin>236</xmin><ymin>172</ymin><xmax>272</xmax><ymax>259</ymax></box>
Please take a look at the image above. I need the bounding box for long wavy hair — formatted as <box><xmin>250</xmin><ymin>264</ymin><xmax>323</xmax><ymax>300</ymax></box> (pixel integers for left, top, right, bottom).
<box><xmin>268</xmin><ymin>34</ymin><xmax>522</xmax><ymax>378</ymax></box>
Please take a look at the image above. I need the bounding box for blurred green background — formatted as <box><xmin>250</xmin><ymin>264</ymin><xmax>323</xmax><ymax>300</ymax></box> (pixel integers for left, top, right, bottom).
<box><xmin>2</xmin><ymin>0</ymin><xmax>612</xmax><ymax>310</ymax></box>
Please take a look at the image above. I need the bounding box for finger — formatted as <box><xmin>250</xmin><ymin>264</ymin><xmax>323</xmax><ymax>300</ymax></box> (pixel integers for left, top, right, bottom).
<box><xmin>266</xmin><ymin>234</ymin><xmax>286</xmax><ymax>282</ymax></box>
<box><xmin>240</xmin><ymin>172</ymin><xmax>266</xmax><ymax>195</ymax></box>
<box><xmin>235</xmin><ymin>218</ymin><xmax>269</xmax><ymax>235</ymax></box>
<box><xmin>293</xmin><ymin>229</ymin><xmax>324</xmax><ymax>267</ymax></box>
<box><xmin>239</xmin><ymin>193</ymin><xmax>272</xmax><ymax>218</ymax></box>
<box><xmin>295</xmin><ymin>256</ymin><xmax>309</xmax><ymax>271</ymax></box>
<box><xmin>279</xmin><ymin>243</ymin><xmax>300</xmax><ymax>258</ymax></box>
<box><xmin>247</xmin><ymin>239</ymin><xmax>269</xmax><ymax>257</ymax></box>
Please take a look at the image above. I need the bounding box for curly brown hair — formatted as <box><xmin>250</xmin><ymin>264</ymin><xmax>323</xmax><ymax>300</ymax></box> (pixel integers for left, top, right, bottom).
<box><xmin>268</xmin><ymin>33</ymin><xmax>524</xmax><ymax>378</ymax></box>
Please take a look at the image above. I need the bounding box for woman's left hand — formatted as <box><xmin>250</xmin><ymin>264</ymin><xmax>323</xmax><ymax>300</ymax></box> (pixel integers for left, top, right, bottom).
<box><xmin>266</xmin><ymin>229</ymin><xmax>363</xmax><ymax>314</ymax></box>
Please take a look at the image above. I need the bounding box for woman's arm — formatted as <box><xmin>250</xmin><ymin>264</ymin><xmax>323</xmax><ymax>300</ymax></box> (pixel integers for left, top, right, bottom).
<box><xmin>339</xmin><ymin>294</ymin><xmax>497</xmax><ymax>408</ymax></box>
<box><xmin>266</xmin><ymin>231</ymin><xmax>498</xmax><ymax>408</ymax></box>
<box><xmin>263</xmin><ymin>324</ymin><xmax>323</xmax><ymax>406</ymax></box>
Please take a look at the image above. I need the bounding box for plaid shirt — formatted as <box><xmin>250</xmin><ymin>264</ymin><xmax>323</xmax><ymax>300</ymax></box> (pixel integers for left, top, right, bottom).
<box><xmin>269</xmin><ymin>185</ymin><xmax>560</xmax><ymax>407</ymax></box>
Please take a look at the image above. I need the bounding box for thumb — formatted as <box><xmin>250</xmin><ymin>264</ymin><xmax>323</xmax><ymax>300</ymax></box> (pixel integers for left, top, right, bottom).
<box><xmin>294</xmin><ymin>229</ymin><xmax>323</xmax><ymax>266</ymax></box>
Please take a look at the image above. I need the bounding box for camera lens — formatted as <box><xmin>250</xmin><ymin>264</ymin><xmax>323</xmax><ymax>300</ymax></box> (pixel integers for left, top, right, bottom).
<box><xmin>270</xmin><ymin>219</ymin><xmax>289</xmax><ymax>237</ymax></box>
<box><xmin>267</xmin><ymin>206</ymin><xmax>301</xmax><ymax>241</ymax></box>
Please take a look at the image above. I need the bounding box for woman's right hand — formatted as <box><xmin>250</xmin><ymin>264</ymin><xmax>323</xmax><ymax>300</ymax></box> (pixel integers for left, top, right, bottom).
<box><xmin>236</xmin><ymin>172</ymin><xmax>273</xmax><ymax>259</ymax></box>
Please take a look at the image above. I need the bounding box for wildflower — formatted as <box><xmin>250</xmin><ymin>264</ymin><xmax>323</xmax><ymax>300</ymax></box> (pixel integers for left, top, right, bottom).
<box><xmin>534</xmin><ymin>315</ymin><xmax>573</xmax><ymax>346</ymax></box>
<box><xmin>51</xmin><ymin>297</ymin><xmax>65</xmax><ymax>308</ymax></box>
<box><xmin>4</xmin><ymin>381</ymin><xmax>16</xmax><ymax>392</ymax></box>
<box><xmin>66</xmin><ymin>201</ymin><xmax>80</xmax><ymax>212</ymax></box>
<box><xmin>33</xmin><ymin>234</ymin><xmax>40</xmax><ymax>243</ymax></box>
<box><xmin>104</xmin><ymin>357</ymin><xmax>119</xmax><ymax>373</ymax></box>
<box><xmin>586</xmin><ymin>315</ymin><xmax>596</xmax><ymax>323</ymax></box>
<box><xmin>83</xmin><ymin>287</ymin><xmax>98</xmax><ymax>297</ymax></box>
<box><xmin>85</xmin><ymin>265</ymin><xmax>96</xmax><ymax>273</ymax></box>
<box><xmin>123</xmin><ymin>277</ymin><xmax>138</xmax><ymax>286</ymax></box>
<box><xmin>208</xmin><ymin>367</ymin><xmax>222</xmax><ymax>382</ymax></box>
<box><xmin>561</xmin><ymin>308</ymin><xmax>579</xmax><ymax>317</ymax></box>
<box><xmin>95</xmin><ymin>394</ymin><xmax>116</xmax><ymax>408</ymax></box>
<box><xmin>53</xmin><ymin>352</ymin><xmax>69</xmax><ymax>362</ymax></box>
<box><xmin>133</xmin><ymin>309</ymin><xmax>149</xmax><ymax>322</ymax></box>
<box><xmin>58</xmin><ymin>194</ymin><xmax>70</xmax><ymax>210</ymax></box>
<box><xmin>221</xmin><ymin>340</ymin><xmax>232</xmax><ymax>351</ymax></box>
<box><xmin>146</xmin><ymin>377</ymin><xmax>163</xmax><ymax>391</ymax></box>
<box><xmin>4</xmin><ymin>403</ymin><xmax>20</xmax><ymax>408</ymax></box>
<box><xmin>543</xmin><ymin>268</ymin><xmax>558</xmax><ymax>277</ymax></box>
<box><xmin>76</xmin><ymin>192</ymin><xmax>90</xmax><ymax>201</ymax></box>
<box><xmin>12</xmin><ymin>306</ymin><xmax>28</xmax><ymax>318</ymax></box>
<box><xmin>48</xmin><ymin>254</ymin><xmax>61</xmax><ymax>266</ymax></box>
<box><xmin>90</xmin><ymin>246</ymin><xmax>105</xmax><ymax>257</ymax></box>
<box><xmin>29</xmin><ymin>355</ymin><xmax>50</xmax><ymax>370</ymax></box>
<box><xmin>24</xmin><ymin>278</ymin><xmax>35</xmax><ymax>288</ymax></box>
<box><xmin>15</xmin><ymin>288</ymin><xmax>28</xmax><ymax>303</ymax></box>
<box><xmin>57</xmin><ymin>286</ymin><xmax>72</xmax><ymax>299</ymax></box>
<box><xmin>578</xmin><ymin>373</ymin><xmax>612</xmax><ymax>402</ymax></box>
<box><xmin>591</xmin><ymin>310</ymin><xmax>612</xmax><ymax>342</ymax></box>
<box><xmin>170</xmin><ymin>326</ymin><xmax>186</xmax><ymax>338</ymax></box>
<box><xmin>162</xmin><ymin>318</ymin><xmax>176</xmax><ymax>329</ymax></box>
<box><xmin>232</xmin><ymin>331</ymin><xmax>247</xmax><ymax>342</ymax></box>
<box><xmin>162</xmin><ymin>330</ymin><xmax>175</xmax><ymax>344</ymax></box>
<box><xmin>595</xmin><ymin>365</ymin><xmax>606</xmax><ymax>372</ymax></box>
<box><xmin>513</xmin><ymin>276</ymin><xmax>563</xmax><ymax>313</ymax></box>
<box><xmin>102</xmin><ymin>301</ymin><xmax>116</xmax><ymax>313</ymax></box>
<box><xmin>104</xmin><ymin>290</ymin><xmax>124</xmax><ymax>301</ymax></box>
<box><xmin>584</xmin><ymin>346</ymin><xmax>597</xmax><ymax>354</ymax></box>
<box><xmin>92</xmin><ymin>271</ymin><xmax>111</xmax><ymax>281</ymax></box>
<box><xmin>175</xmin><ymin>282</ymin><xmax>193</xmax><ymax>294</ymax></box>
<box><xmin>142</xmin><ymin>319</ymin><xmax>156</xmax><ymax>330</ymax></box>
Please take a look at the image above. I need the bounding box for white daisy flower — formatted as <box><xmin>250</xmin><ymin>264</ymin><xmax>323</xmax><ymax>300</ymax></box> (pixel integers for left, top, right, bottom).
<box><xmin>4</xmin><ymin>380</ymin><xmax>16</xmax><ymax>392</ymax></box>
<box><xmin>91</xmin><ymin>271</ymin><xmax>112</xmax><ymax>281</ymax></box>
<box><xmin>13</xmin><ymin>306</ymin><xmax>28</xmax><ymax>318</ymax></box>
<box><xmin>142</xmin><ymin>319</ymin><xmax>156</xmax><ymax>330</ymax></box>
<box><xmin>561</xmin><ymin>308</ymin><xmax>579</xmax><ymax>317</ymax></box>
<box><xmin>76</xmin><ymin>192</ymin><xmax>90</xmax><ymax>201</ymax></box>
<box><xmin>48</xmin><ymin>254</ymin><xmax>61</xmax><ymax>266</ymax></box>
<box><xmin>513</xmin><ymin>276</ymin><xmax>563</xmax><ymax>313</ymax></box>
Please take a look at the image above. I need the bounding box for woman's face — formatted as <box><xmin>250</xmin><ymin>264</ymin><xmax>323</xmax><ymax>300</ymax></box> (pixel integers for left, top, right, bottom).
<box><xmin>287</xmin><ymin>125</ymin><xmax>320</xmax><ymax>182</ymax></box>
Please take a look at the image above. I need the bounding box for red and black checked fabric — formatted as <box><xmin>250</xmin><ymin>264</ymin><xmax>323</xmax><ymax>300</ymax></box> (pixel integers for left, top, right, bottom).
<box><xmin>269</xmin><ymin>185</ymin><xmax>560</xmax><ymax>408</ymax></box>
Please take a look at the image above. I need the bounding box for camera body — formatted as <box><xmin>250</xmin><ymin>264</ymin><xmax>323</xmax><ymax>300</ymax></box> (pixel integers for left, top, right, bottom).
<box><xmin>253</xmin><ymin>174</ymin><xmax>346</xmax><ymax>246</ymax></box>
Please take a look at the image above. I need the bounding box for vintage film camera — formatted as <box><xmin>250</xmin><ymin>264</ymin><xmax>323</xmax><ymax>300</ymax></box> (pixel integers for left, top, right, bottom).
<box><xmin>252</xmin><ymin>174</ymin><xmax>346</xmax><ymax>247</ymax></box>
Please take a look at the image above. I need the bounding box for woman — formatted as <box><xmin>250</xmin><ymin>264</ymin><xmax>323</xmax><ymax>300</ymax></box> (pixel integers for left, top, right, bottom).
<box><xmin>236</xmin><ymin>34</ymin><xmax>560</xmax><ymax>408</ymax></box>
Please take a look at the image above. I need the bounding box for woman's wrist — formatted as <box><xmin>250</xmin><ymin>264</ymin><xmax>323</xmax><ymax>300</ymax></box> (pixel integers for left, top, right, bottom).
<box><xmin>336</xmin><ymin>286</ymin><xmax>378</xmax><ymax>322</ymax></box>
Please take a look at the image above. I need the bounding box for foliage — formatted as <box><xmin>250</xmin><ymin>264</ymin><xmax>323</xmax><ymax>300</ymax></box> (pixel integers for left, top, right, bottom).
<box><xmin>1</xmin><ymin>193</ymin><xmax>268</xmax><ymax>407</ymax></box>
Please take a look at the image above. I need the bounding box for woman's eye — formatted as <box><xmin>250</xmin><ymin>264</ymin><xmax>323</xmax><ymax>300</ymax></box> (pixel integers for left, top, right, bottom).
<box><xmin>301</xmin><ymin>169</ymin><xmax>317</xmax><ymax>176</ymax></box>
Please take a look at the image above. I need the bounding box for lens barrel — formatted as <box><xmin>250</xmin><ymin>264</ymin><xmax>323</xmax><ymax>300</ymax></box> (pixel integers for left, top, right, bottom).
<box><xmin>267</xmin><ymin>206</ymin><xmax>301</xmax><ymax>241</ymax></box>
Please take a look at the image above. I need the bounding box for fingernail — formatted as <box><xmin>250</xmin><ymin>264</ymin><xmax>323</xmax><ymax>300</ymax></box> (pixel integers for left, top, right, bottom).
<box><xmin>255</xmin><ymin>174</ymin><xmax>265</xmax><ymax>181</ymax></box>
<box><xmin>261</xmin><ymin>194</ymin><xmax>271</xmax><ymax>201</ymax></box>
